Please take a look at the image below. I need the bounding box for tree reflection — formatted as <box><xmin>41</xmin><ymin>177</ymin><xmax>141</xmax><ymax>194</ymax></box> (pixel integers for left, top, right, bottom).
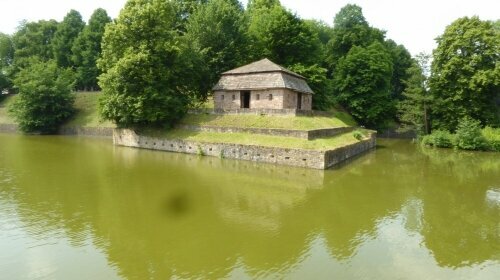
<box><xmin>0</xmin><ymin>136</ymin><xmax>498</xmax><ymax>278</ymax></box>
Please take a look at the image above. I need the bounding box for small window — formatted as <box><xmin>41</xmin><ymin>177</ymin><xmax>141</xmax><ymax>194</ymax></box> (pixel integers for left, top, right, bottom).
<box><xmin>221</xmin><ymin>95</ymin><xmax>224</xmax><ymax>100</ymax></box>
<box><xmin>232</xmin><ymin>95</ymin><xmax>235</xmax><ymax>100</ymax></box>
<box><xmin>256</xmin><ymin>94</ymin><xmax>260</xmax><ymax>100</ymax></box>
<box><xmin>268</xmin><ymin>94</ymin><xmax>273</xmax><ymax>101</ymax></box>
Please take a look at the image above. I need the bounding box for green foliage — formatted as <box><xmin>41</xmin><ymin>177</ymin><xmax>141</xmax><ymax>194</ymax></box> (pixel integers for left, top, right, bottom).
<box><xmin>98</xmin><ymin>0</ymin><xmax>207</xmax><ymax>128</ymax></box>
<box><xmin>326</xmin><ymin>4</ymin><xmax>384</xmax><ymax>72</ymax></box>
<box><xmin>247</xmin><ymin>3</ymin><xmax>321</xmax><ymax>66</ymax></box>
<box><xmin>0</xmin><ymin>33</ymin><xmax>14</xmax><ymax>68</ymax></box>
<box><xmin>196</xmin><ymin>145</ymin><xmax>205</xmax><ymax>156</ymax></box>
<box><xmin>72</xmin><ymin>8</ymin><xmax>112</xmax><ymax>90</ymax></box>
<box><xmin>482</xmin><ymin>126</ymin><xmax>500</xmax><ymax>151</ymax></box>
<box><xmin>173</xmin><ymin>0</ymin><xmax>208</xmax><ymax>31</ymax></box>
<box><xmin>430</xmin><ymin>16</ymin><xmax>500</xmax><ymax>131</ymax></box>
<box><xmin>8</xmin><ymin>60</ymin><xmax>75</xmax><ymax>134</ymax></box>
<box><xmin>52</xmin><ymin>10</ymin><xmax>85</xmax><ymax>68</ymax></box>
<box><xmin>421</xmin><ymin>130</ymin><xmax>455</xmax><ymax>148</ymax></box>
<box><xmin>186</xmin><ymin>0</ymin><xmax>248</xmax><ymax>89</ymax></box>
<box><xmin>352</xmin><ymin>130</ymin><xmax>364</xmax><ymax>141</ymax></box>
<box><xmin>385</xmin><ymin>39</ymin><xmax>413</xmax><ymax>99</ymax></box>
<box><xmin>288</xmin><ymin>63</ymin><xmax>332</xmax><ymax>110</ymax></box>
<box><xmin>397</xmin><ymin>53</ymin><xmax>432</xmax><ymax>135</ymax></box>
<box><xmin>333</xmin><ymin>42</ymin><xmax>394</xmax><ymax>127</ymax></box>
<box><xmin>11</xmin><ymin>20</ymin><xmax>59</xmax><ymax>70</ymax></box>
<box><xmin>0</xmin><ymin>33</ymin><xmax>14</xmax><ymax>92</ymax></box>
<box><xmin>454</xmin><ymin>117</ymin><xmax>489</xmax><ymax>150</ymax></box>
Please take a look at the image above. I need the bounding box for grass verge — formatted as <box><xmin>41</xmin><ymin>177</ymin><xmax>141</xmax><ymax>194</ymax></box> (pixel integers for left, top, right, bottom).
<box><xmin>141</xmin><ymin>128</ymin><xmax>372</xmax><ymax>151</ymax></box>
<box><xmin>180</xmin><ymin>111</ymin><xmax>356</xmax><ymax>131</ymax></box>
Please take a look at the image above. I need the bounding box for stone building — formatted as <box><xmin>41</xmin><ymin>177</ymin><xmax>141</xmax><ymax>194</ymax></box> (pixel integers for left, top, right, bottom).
<box><xmin>212</xmin><ymin>58</ymin><xmax>314</xmax><ymax>111</ymax></box>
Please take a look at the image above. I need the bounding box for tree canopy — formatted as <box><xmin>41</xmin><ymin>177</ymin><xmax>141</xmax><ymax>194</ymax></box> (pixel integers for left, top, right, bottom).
<box><xmin>98</xmin><ymin>0</ymin><xmax>207</xmax><ymax>128</ymax></box>
<box><xmin>430</xmin><ymin>16</ymin><xmax>500</xmax><ymax>131</ymax></box>
<box><xmin>186</xmin><ymin>0</ymin><xmax>248</xmax><ymax>88</ymax></box>
<box><xmin>8</xmin><ymin>60</ymin><xmax>75</xmax><ymax>133</ymax></box>
<box><xmin>11</xmin><ymin>20</ymin><xmax>59</xmax><ymax>70</ymax></box>
<box><xmin>247</xmin><ymin>3</ymin><xmax>321</xmax><ymax>66</ymax></box>
<box><xmin>52</xmin><ymin>10</ymin><xmax>85</xmax><ymax>68</ymax></box>
<box><xmin>333</xmin><ymin>42</ymin><xmax>394</xmax><ymax>127</ymax></box>
<box><xmin>72</xmin><ymin>8</ymin><xmax>112</xmax><ymax>90</ymax></box>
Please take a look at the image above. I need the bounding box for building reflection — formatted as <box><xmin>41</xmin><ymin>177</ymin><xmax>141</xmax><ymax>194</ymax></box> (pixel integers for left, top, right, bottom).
<box><xmin>0</xmin><ymin>136</ymin><xmax>498</xmax><ymax>278</ymax></box>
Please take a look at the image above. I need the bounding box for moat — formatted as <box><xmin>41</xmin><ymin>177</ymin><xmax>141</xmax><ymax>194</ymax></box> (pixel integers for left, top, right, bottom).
<box><xmin>0</xmin><ymin>133</ymin><xmax>498</xmax><ymax>279</ymax></box>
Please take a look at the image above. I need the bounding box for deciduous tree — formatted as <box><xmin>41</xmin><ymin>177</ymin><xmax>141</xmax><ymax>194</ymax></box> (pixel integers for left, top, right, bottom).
<box><xmin>72</xmin><ymin>8</ymin><xmax>111</xmax><ymax>91</ymax></box>
<box><xmin>397</xmin><ymin>53</ymin><xmax>432</xmax><ymax>135</ymax></box>
<box><xmin>52</xmin><ymin>10</ymin><xmax>85</xmax><ymax>68</ymax></box>
<box><xmin>11</xmin><ymin>20</ymin><xmax>58</xmax><ymax>70</ymax></box>
<box><xmin>8</xmin><ymin>59</ymin><xmax>75</xmax><ymax>133</ymax></box>
<box><xmin>186</xmin><ymin>0</ymin><xmax>248</xmax><ymax>88</ymax></box>
<box><xmin>247</xmin><ymin>3</ymin><xmax>321</xmax><ymax>66</ymax></box>
<box><xmin>430</xmin><ymin>16</ymin><xmax>500</xmax><ymax>130</ymax></box>
<box><xmin>98</xmin><ymin>0</ymin><xmax>207</xmax><ymax>128</ymax></box>
<box><xmin>333</xmin><ymin>42</ymin><xmax>394</xmax><ymax>127</ymax></box>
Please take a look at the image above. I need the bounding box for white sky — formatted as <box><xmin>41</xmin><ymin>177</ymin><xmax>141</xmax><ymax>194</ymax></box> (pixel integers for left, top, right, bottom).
<box><xmin>0</xmin><ymin>0</ymin><xmax>498</xmax><ymax>56</ymax></box>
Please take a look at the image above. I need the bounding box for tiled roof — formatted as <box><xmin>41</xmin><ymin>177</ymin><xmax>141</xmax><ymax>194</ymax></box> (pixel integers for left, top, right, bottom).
<box><xmin>213</xmin><ymin>59</ymin><xmax>314</xmax><ymax>94</ymax></box>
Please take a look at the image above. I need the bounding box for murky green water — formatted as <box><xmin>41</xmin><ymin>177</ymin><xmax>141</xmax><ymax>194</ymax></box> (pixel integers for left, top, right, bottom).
<box><xmin>0</xmin><ymin>133</ymin><xmax>498</xmax><ymax>279</ymax></box>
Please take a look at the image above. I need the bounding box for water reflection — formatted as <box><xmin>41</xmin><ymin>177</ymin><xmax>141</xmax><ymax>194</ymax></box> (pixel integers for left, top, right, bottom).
<box><xmin>0</xmin><ymin>135</ymin><xmax>498</xmax><ymax>279</ymax></box>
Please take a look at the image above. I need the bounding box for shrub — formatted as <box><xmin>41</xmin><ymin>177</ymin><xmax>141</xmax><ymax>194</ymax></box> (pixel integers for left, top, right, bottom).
<box><xmin>352</xmin><ymin>130</ymin><xmax>364</xmax><ymax>141</ymax></box>
<box><xmin>422</xmin><ymin>130</ymin><xmax>454</xmax><ymax>148</ymax></box>
<box><xmin>8</xmin><ymin>60</ymin><xmax>75</xmax><ymax>134</ymax></box>
<box><xmin>482</xmin><ymin>126</ymin><xmax>500</xmax><ymax>151</ymax></box>
<box><xmin>455</xmin><ymin>117</ymin><xmax>488</xmax><ymax>150</ymax></box>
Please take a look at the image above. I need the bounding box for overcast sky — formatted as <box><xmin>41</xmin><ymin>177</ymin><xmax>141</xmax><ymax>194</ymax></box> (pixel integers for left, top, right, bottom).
<box><xmin>0</xmin><ymin>0</ymin><xmax>498</xmax><ymax>56</ymax></box>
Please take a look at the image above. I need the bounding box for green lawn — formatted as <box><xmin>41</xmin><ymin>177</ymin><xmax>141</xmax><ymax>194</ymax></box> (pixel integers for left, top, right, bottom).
<box><xmin>64</xmin><ymin>92</ymin><xmax>115</xmax><ymax>128</ymax></box>
<box><xmin>142</xmin><ymin>128</ymin><xmax>371</xmax><ymax>151</ymax></box>
<box><xmin>180</xmin><ymin>111</ymin><xmax>356</xmax><ymax>130</ymax></box>
<box><xmin>0</xmin><ymin>95</ymin><xmax>16</xmax><ymax>124</ymax></box>
<box><xmin>0</xmin><ymin>92</ymin><xmax>115</xmax><ymax>128</ymax></box>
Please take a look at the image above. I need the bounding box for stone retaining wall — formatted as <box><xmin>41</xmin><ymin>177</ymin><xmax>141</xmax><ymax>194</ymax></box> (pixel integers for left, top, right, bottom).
<box><xmin>113</xmin><ymin>129</ymin><xmax>376</xmax><ymax>170</ymax></box>
<box><xmin>178</xmin><ymin>125</ymin><xmax>354</xmax><ymax>140</ymax></box>
<box><xmin>0</xmin><ymin>123</ymin><xmax>113</xmax><ymax>137</ymax></box>
<box><xmin>0</xmin><ymin>124</ymin><xmax>18</xmax><ymax>133</ymax></box>
<box><xmin>58</xmin><ymin>126</ymin><xmax>114</xmax><ymax>137</ymax></box>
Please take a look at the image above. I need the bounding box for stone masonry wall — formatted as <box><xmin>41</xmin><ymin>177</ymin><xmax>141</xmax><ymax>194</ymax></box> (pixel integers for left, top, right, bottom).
<box><xmin>324</xmin><ymin>134</ymin><xmax>377</xmax><ymax>169</ymax></box>
<box><xmin>0</xmin><ymin>123</ymin><xmax>113</xmax><ymax>137</ymax></box>
<box><xmin>214</xmin><ymin>90</ymin><xmax>241</xmax><ymax>110</ymax></box>
<box><xmin>113</xmin><ymin>129</ymin><xmax>376</xmax><ymax>170</ymax></box>
<box><xmin>214</xmin><ymin>89</ymin><xmax>313</xmax><ymax>111</ymax></box>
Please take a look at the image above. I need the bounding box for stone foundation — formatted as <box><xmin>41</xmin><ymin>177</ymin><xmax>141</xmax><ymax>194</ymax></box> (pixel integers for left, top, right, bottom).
<box><xmin>58</xmin><ymin>126</ymin><xmax>114</xmax><ymax>137</ymax></box>
<box><xmin>189</xmin><ymin>108</ymin><xmax>333</xmax><ymax>117</ymax></box>
<box><xmin>113</xmin><ymin>129</ymin><xmax>376</xmax><ymax>170</ymax></box>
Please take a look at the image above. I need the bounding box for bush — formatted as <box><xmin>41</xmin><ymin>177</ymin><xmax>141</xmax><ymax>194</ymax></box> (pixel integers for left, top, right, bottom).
<box><xmin>454</xmin><ymin>117</ymin><xmax>488</xmax><ymax>150</ymax></box>
<box><xmin>352</xmin><ymin>130</ymin><xmax>364</xmax><ymax>141</ymax></box>
<box><xmin>8</xmin><ymin>60</ymin><xmax>75</xmax><ymax>134</ymax></box>
<box><xmin>422</xmin><ymin>130</ymin><xmax>454</xmax><ymax>148</ymax></box>
<box><xmin>482</xmin><ymin>126</ymin><xmax>500</xmax><ymax>151</ymax></box>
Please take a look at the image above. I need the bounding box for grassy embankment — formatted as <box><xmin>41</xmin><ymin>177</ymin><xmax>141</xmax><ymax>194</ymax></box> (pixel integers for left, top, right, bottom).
<box><xmin>0</xmin><ymin>95</ymin><xmax>16</xmax><ymax>124</ymax></box>
<box><xmin>1</xmin><ymin>92</ymin><xmax>369</xmax><ymax>151</ymax></box>
<box><xmin>0</xmin><ymin>92</ymin><xmax>114</xmax><ymax>128</ymax></box>
<box><xmin>148</xmin><ymin>102</ymin><xmax>366</xmax><ymax>151</ymax></box>
<box><xmin>145</xmin><ymin>128</ymin><xmax>371</xmax><ymax>151</ymax></box>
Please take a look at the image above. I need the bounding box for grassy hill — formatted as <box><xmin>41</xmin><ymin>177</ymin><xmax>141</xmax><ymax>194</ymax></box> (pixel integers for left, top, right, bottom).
<box><xmin>1</xmin><ymin>92</ymin><xmax>369</xmax><ymax>152</ymax></box>
<box><xmin>0</xmin><ymin>95</ymin><xmax>16</xmax><ymax>124</ymax></box>
<box><xmin>63</xmin><ymin>92</ymin><xmax>114</xmax><ymax>128</ymax></box>
<box><xmin>0</xmin><ymin>92</ymin><xmax>114</xmax><ymax>128</ymax></box>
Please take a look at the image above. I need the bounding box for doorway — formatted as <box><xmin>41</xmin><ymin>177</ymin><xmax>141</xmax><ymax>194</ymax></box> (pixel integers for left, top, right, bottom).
<box><xmin>297</xmin><ymin>93</ymin><xmax>303</xmax><ymax>110</ymax></box>
<box><xmin>241</xmin><ymin>91</ymin><xmax>251</xmax><ymax>109</ymax></box>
